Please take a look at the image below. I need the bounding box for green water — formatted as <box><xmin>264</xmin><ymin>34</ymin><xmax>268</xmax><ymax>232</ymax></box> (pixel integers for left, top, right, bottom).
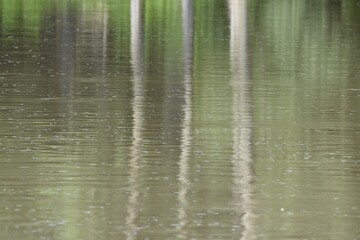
<box><xmin>0</xmin><ymin>0</ymin><xmax>359</xmax><ymax>239</ymax></box>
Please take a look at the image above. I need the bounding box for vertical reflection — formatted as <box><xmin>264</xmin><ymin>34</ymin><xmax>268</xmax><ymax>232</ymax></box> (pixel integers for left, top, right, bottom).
<box><xmin>100</xmin><ymin>2</ymin><xmax>108</xmax><ymax>75</ymax></box>
<box><xmin>228</xmin><ymin>0</ymin><xmax>256</xmax><ymax>239</ymax></box>
<box><xmin>0</xmin><ymin>1</ymin><xmax>2</xmax><ymax>39</ymax></box>
<box><xmin>126</xmin><ymin>0</ymin><xmax>145</xmax><ymax>239</ymax></box>
<box><xmin>177</xmin><ymin>0</ymin><xmax>194</xmax><ymax>237</ymax></box>
<box><xmin>58</xmin><ymin>1</ymin><xmax>75</xmax><ymax>94</ymax></box>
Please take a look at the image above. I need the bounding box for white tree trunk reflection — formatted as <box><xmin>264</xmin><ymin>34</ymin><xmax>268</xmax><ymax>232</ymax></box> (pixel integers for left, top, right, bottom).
<box><xmin>177</xmin><ymin>0</ymin><xmax>194</xmax><ymax>237</ymax></box>
<box><xmin>229</xmin><ymin>0</ymin><xmax>256</xmax><ymax>239</ymax></box>
<box><xmin>126</xmin><ymin>0</ymin><xmax>145</xmax><ymax>239</ymax></box>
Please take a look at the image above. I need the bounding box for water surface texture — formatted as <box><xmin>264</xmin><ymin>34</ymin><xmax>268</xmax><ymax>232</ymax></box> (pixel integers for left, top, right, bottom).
<box><xmin>1</xmin><ymin>0</ymin><xmax>359</xmax><ymax>239</ymax></box>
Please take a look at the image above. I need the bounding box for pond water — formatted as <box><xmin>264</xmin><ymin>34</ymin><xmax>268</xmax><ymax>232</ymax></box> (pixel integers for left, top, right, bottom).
<box><xmin>1</xmin><ymin>0</ymin><xmax>359</xmax><ymax>239</ymax></box>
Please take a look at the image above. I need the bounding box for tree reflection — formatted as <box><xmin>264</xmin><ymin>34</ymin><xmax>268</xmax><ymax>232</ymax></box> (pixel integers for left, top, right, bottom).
<box><xmin>126</xmin><ymin>0</ymin><xmax>145</xmax><ymax>239</ymax></box>
<box><xmin>229</xmin><ymin>0</ymin><xmax>256</xmax><ymax>239</ymax></box>
<box><xmin>177</xmin><ymin>0</ymin><xmax>194</xmax><ymax>237</ymax></box>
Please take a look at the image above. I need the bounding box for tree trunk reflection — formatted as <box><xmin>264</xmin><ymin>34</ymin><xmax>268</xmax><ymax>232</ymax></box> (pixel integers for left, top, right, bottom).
<box><xmin>127</xmin><ymin>0</ymin><xmax>145</xmax><ymax>239</ymax></box>
<box><xmin>177</xmin><ymin>0</ymin><xmax>194</xmax><ymax>237</ymax></box>
<box><xmin>229</xmin><ymin>0</ymin><xmax>256</xmax><ymax>239</ymax></box>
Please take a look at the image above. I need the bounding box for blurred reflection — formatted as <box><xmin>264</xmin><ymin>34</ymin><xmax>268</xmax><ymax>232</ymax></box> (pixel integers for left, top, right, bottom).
<box><xmin>126</xmin><ymin>0</ymin><xmax>145</xmax><ymax>239</ymax></box>
<box><xmin>228</xmin><ymin>0</ymin><xmax>256</xmax><ymax>239</ymax></box>
<box><xmin>76</xmin><ymin>1</ymin><xmax>109</xmax><ymax>76</ymax></box>
<box><xmin>177</xmin><ymin>0</ymin><xmax>194</xmax><ymax>237</ymax></box>
<box><xmin>1</xmin><ymin>0</ymin><xmax>359</xmax><ymax>239</ymax></box>
<box><xmin>58</xmin><ymin>1</ymin><xmax>76</xmax><ymax>93</ymax></box>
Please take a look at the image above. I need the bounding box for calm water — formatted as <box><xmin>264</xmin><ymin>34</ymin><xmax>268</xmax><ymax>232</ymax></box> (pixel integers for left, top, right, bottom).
<box><xmin>1</xmin><ymin>0</ymin><xmax>359</xmax><ymax>239</ymax></box>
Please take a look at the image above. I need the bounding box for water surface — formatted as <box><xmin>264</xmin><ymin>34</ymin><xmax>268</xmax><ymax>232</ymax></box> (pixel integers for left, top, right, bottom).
<box><xmin>1</xmin><ymin>0</ymin><xmax>359</xmax><ymax>239</ymax></box>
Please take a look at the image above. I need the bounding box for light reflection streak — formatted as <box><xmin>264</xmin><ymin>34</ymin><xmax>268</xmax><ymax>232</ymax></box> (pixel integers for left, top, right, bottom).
<box><xmin>177</xmin><ymin>0</ymin><xmax>194</xmax><ymax>237</ymax></box>
<box><xmin>229</xmin><ymin>0</ymin><xmax>256</xmax><ymax>239</ymax></box>
<box><xmin>126</xmin><ymin>0</ymin><xmax>145</xmax><ymax>239</ymax></box>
